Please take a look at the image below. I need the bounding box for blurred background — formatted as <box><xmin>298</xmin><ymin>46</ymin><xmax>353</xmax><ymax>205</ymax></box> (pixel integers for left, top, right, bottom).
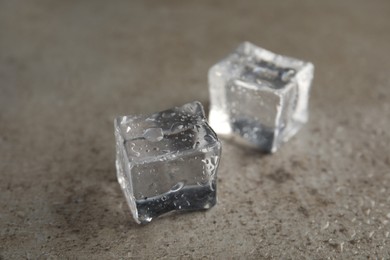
<box><xmin>1</xmin><ymin>0</ymin><xmax>389</xmax><ymax>258</ymax></box>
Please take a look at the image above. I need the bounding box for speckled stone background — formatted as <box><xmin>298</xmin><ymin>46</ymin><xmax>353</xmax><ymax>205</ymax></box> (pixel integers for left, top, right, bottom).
<box><xmin>1</xmin><ymin>0</ymin><xmax>390</xmax><ymax>258</ymax></box>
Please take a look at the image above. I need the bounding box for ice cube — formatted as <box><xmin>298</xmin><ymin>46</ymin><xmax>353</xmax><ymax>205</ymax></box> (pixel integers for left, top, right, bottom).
<box><xmin>208</xmin><ymin>42</ymin><xmax>314</xmax><ymax>153</ymax></box>
<box><xmin>114</xmin><ymin>101</ymin><xmax>221</xmax><ymax>223</ymax></box>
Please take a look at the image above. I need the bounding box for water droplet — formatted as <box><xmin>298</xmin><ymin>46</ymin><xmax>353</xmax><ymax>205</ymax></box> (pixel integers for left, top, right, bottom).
<box><xmin>281</xmin><ymin>69</ymin><xmax>295</xmax><ymax>82</ymax></box>
<box><xmin>142</xmin><ymin>216</ymin><xmax>152</xmax><ymax>223</ymax></box>
<box><xmin>161</xmin><ymin>196</ymin><xmax>167</xmax><ymax>201</ymax></box>
<box><xmin>194</xmin><ymin>141</ymin><xmax>200</xmax><ymax>148</ymax></box>
<box><xmin>204</xmin><ymin>135</ymin><xmax>214</xmax><ymax>143</ymax></box>
<box><xmin>211</xmin><ymin>156</ymin><xmax>218</xmax><ymax>165</ymax></box>
<box><xmin>143</xmin><ymin>128</ymin><xmax>164</xmax><ymax>142</ymax></box>
<box><xmin>170</xmin><ymin>182</ymin><xmax>184</xmax><ymax>192</ymax></box>
<box><xmin>171</xmin><ymin>122</ymin><xmax>184</xmax><ymax>132</ymax></box>
<box><xmin>117</xmin><ymin>176</ymin><xmax>126</xmax><ymax>188</ymax></box>
<box><xmin>162</xmin><ymin>111</ymin><xmax>175</xmax><ymax>118</ymax></box>
<box><xmin>146</xmin><ymin>113</ymin><xmax>159</xmax><ymax>122</ymax></box>
<box><xmin>197</xmin><ymin>179</ymin><xmax>208</xmax><ymax>186</ymax></box>
<box><xmin>128</xmin><ymin>142</ymin><xmax>140</xmax><ymax>157</ymax></box>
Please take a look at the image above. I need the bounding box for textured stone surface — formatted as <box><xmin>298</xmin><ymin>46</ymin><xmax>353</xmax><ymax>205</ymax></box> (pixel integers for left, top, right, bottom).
<box><xmin>1</xmin><ymin>0</ymin><xmax>390</xmax><ymax>258</ymax></box>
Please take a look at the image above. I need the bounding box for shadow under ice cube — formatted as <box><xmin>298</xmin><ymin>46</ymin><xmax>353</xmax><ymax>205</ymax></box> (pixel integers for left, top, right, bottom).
<box><xmin>209</xmin><ymin>42</ymin><xmax>314</xmax><ymax>153</ymax></box>
<box><xmin>114</xmin><ymin>101</ymin><xmax>221</xmax><ymax>224</ymax></box>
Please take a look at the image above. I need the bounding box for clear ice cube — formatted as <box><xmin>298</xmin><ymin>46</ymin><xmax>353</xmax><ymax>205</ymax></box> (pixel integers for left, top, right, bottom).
<box><xmin>114</xmin><ymin>101</ymin><xmax>221</xmax><ymax>224</ymax></box>
<box><xmin>208</xmin><ymin>42</ymin><xmax>314</xmax><ymax>153</ymax></box>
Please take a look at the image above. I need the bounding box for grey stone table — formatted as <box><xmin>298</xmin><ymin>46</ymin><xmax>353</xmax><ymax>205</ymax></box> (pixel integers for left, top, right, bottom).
<box><xmin>1</xmin><ymin>0</ymin><xmax>389</xmax><ymax>258</ymax></box>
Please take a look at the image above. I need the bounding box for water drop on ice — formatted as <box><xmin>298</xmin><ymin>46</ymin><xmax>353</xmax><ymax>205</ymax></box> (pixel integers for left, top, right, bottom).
<box><xmin>204</xmin><ymin>135</ymin><xmax>214</xmax><ymax>143</ymax></box>
<box><xmin>128</xmin><ymin>142</ymin><xmax>140</xmax><ymax>157</ymax></box>
<box><xmin>143</xmin><ymin>128</ymin><xmax>164</xmax><ymax>142</ymax></box>
<box><xmin>171</xmin><ymin>122</ymin><xmax>184</xmax><ymax>132</ymax></box>
<box><xmin>170</xmin><ymin>182</ymin><xmax>184</xmax><ymax>192</ymax></box>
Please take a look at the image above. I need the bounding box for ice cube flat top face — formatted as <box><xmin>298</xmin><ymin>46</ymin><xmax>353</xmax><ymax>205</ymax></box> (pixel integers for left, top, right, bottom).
<box><xmin>209</xmin><ymin>42</ymin><xmax>314</xmax><ymax>152</ymax></box>
<box><xmin>115</xmin><ymin>101</ymin><xmax>219</xmax><ymax>162</ymax></box>
<box><xmin>115</xmin><ymin>101</ymin><xmax>221</xmax><ymax>223</ymax></box>
<box><xmin>218</xmin><ymin>42</ymin><xmax>307</xmax><ymax>90</ymax></box>
<box><xmin>236</xmin><ymin>57</ymin><xmax>298</xmax><ymax>90</ymax></box>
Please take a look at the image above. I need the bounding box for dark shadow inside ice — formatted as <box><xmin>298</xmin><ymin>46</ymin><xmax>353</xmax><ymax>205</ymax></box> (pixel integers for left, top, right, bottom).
<box><xmin>136</xmin><ymin>184</ymin><xmax>216</xmax><ymax>224</ymax></box>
